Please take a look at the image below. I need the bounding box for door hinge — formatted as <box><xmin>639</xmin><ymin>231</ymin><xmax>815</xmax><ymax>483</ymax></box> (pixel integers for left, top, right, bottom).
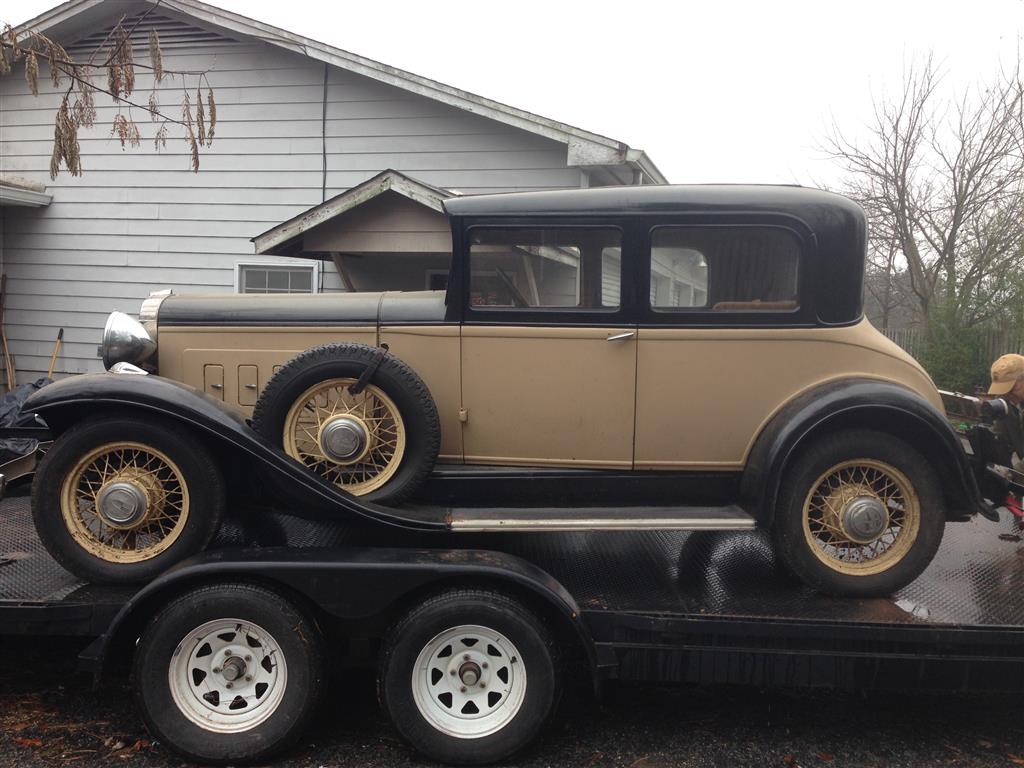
<box><xmin>458</xmin><ymin>408</ymin><xmax>469</xmax><ymax>423</ymax></box>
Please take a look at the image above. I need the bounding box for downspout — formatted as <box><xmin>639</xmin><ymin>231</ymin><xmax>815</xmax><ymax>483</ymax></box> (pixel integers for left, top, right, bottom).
<box><xmin>321</xmin><ymin>62</ymin><xmax>329</xmax><ymax>203</ymax></box>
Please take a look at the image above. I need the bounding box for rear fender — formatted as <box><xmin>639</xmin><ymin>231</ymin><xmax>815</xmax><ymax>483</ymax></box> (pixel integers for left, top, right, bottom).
<box><xmin>741</xmin><ymin>378</ymin><xmax>987</xmax><ymax>525</ymax></box>
<box><xmin>26</xmin><ymin>373</ymin><xmax>444</xmax><ymax>531</ymax></box>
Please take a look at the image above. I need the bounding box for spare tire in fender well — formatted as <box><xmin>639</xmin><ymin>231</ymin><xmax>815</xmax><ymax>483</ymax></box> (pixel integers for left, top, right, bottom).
<box><xmin>741</xmin><ymin>378</ymin><xmax>985</xmax><ymax>526</ymax></box>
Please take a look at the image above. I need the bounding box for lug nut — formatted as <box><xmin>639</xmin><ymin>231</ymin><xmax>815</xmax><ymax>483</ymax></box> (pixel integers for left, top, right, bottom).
<box><xmin>245</xmin><ymin>655</ymin><xmax>252</xmax><ymax>662</ymax></box>
<box><xmin>245</xmin><ymin>675</ymin><xmax>252</xmax><ymax>682</ymax></box>
<box><xmin>449</xmin><ymin>670</ymin><xmax>456</xmax><ymax>676</ymax></box>
<box><xmin>226</xmin><ymin>682</ymin><xmax>233</xmax><ymax>689</ymax></box>
<box><xmin>213</xmin><ymin>667</ymin><xmax>222</xmax><ymax>674</ymax></box>
<box><xmin>460</xmin><ymin>686</ymin><xmax>466</xmax><ymax>693</ymax></box>
<box><xmin>463</xmin><ymin>654</ymin><xmax>470</xmax><ymax>661</ymax></box>
<box><xmin>482</xmin><ymin>662</ymin><xmax>488</xmax><ymax>669</ymax></box>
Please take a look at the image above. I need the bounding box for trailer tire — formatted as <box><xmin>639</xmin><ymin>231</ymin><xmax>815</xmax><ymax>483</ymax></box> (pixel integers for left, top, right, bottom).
<box><xmin>252</xmin><ymin>343</ymin><xmax>440</xmax><ymax>505</ymax></box>
<box><xmin>31</xmin><ymin>415</ymin><xmax>224</xmax><ymax>584</ymax></box>
<box><xmin>379</xmin><ymin>589</ymin><xmax>560</xmax><ymax>765</ymax></box>
<box><xmin>133</xmin><ymin>583</ymin><xmax>326</xmax><ymax>765</ymax></box>
<box><xmin>773</xmin><ymin>429</ymin><xmax>945</xmax><ymax>597</ymax></box>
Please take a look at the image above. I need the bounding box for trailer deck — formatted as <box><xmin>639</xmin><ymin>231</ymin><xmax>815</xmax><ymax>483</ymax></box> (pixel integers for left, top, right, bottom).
<box><xmin>3</xmin><ymin>490</ymin><xmax>1024</xmax><ymax>690</ymax></box>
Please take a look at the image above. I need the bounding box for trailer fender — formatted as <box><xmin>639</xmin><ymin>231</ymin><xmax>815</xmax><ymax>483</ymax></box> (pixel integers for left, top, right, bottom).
<box><xmin>80</xmin><ymin>546</ymin><xmax>601</xmax><ymax>682</ymax></box>
<box><xmin>741</xmin><ymin>378</ymin><xmax>988</xmax><ymax>525</ymax></box>
<box><xmin>24</xmin><ymin>373</ymin><xmax>444</xmax><ymax>530</ymax></box>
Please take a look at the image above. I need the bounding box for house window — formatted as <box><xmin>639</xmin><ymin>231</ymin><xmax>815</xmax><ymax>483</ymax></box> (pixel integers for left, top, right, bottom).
<box><xmin>236</xmin><ymin>262</ymin><xmax>320</xmax><ymax>294</ymax></box>
<box><xmin>468</xmin><ymin>228</ymin><xmax>621</xmax><ymax>309</ymax></box>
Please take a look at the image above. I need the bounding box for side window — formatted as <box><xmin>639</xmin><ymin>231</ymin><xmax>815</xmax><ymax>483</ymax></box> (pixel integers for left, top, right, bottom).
<box><xmin>650</xmin><ymin>227</ymin><xmax>799</xmax><ymax>311</ymax></box>
<box><xmin>469</xmin><ymin>228</ymin><xmax>621</xmax><ymax>309</ymax></box>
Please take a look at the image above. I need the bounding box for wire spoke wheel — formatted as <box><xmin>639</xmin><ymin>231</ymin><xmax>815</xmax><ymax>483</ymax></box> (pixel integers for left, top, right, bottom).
<box><xmin>282</xmin><ymin>377</ymin><xmax>406</xmax><ymax>496</ymax></box>
<box><xmin>412</xmin><ymin>624</ymin><xmax>528</xmax><ymax>740</ymax></box>
<box><xmin>59</xmin><ymin>441</ymin><xmax>190</xmax><ymax>563</ymax></box>
<box><xmin>168</xmin><ymin>618</ymin><xmax>288</xmax><ymax>734</ymax></box>
<box><xmin>802</xmin><ymin>458</ymin><xmax>920</xmax><ymax>576</ymax></box>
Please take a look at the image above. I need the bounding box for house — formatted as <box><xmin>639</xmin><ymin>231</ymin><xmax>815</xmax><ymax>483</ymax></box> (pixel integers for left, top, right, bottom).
<box><xmin>0</xmin><ymin>0</ymin><xmax>667</xmax><ymax>379</ymax></box>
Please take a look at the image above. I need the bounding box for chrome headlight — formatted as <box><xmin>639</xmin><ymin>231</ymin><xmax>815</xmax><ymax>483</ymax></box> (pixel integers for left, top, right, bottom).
<box><xmin>101</xmin><ymin>311</ymin><xmax>156</xmax><ymax>370</ymax></box>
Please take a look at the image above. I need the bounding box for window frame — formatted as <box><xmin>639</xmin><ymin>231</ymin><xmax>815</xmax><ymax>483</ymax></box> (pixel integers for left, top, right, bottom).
<box><xmin>234</xmin><ymin>260</ymin><xmax>321</xmax><ymax>295</ymax></box>
<box><xmin>637</xmin><ymin>217</ymin><xmax>816</xmax><ymax>328</ymax></box>
<box><xmin>461</xmin><ymin>222</ymin><xmax>630</xmax><ymax>325</ymax></box>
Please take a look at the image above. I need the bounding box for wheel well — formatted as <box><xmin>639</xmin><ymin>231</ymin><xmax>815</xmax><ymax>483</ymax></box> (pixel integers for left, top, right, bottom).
<box><xmin>785</xmin><ymin>409</ymin><xmax>971</xmax><ymax>521</ymax></box>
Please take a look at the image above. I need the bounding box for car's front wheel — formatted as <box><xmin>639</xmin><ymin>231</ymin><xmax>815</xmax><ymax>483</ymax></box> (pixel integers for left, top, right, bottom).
<box><xmin>773</xmin><ymin>429</ymin><xmax>945</xmax><ymax>597</ymax></box>
<box><xmin>31</xmin><ymin>416</ymin><xmax>225</xmax><ymax>584</ymax></box>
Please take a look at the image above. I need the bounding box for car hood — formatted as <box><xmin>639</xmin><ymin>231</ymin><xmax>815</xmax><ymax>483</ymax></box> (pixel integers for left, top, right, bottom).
<box><xmin>156</xmin><ymin>290</ymin><xmax>447</xmax><ymax>327</ymax></box>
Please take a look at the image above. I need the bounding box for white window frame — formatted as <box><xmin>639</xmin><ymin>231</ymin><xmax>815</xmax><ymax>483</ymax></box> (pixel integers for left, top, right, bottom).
<box><xmin>234</xmin><ymin>260</ymin><xmax>321</xmax><ymax>294</ymax></box>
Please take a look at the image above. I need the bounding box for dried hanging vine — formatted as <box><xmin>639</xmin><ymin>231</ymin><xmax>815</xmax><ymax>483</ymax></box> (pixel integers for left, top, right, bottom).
<box><xmin>1</xmin><ymin>6</ymin><xmax>218</xmax><ymax>178</ymax></box>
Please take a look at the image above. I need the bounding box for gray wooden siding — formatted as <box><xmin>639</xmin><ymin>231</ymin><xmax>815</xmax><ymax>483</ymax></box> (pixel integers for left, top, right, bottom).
<box><xmin>0</xmin><ymin>20</ymin><xmax>581</xmax><ymax>378</ymax></box>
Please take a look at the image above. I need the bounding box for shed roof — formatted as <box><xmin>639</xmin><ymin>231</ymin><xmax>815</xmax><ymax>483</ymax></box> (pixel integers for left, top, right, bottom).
<box><xmin>19</xmin><ymin>0</ymin><xmax>667</xmax><ymax>185</ymax></box>
<box><xmin>252</xmin><ymin>169</ymin><xmax>452</xmax><ymax>255</ymax></box>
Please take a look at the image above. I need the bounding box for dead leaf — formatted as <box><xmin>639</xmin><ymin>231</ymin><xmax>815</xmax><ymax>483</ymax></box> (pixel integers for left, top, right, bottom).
<box><xmin>977</xmin><ymin>739</ymin><xmax>993</xmax><ymax>749</ymax></box>
<box><xmin>1007</xmin><ymin>753</ymin><xmax>1024</xmax><ymax>766</ymax></box>
<box><xmin>14</xmin><ymin>737</ymin><xmax>42</xmax><ymax>748</ymax></box>
<box><xmin>817</xmin><ymin>753</ymin><xmax>834</xmax><ymax>762</ymax></box>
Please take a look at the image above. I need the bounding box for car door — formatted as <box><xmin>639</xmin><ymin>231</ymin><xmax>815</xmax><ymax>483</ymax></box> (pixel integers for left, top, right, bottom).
<box><xmin>459</xmin><ymin>224</ymin><xmax>637</xmax><ymax>468</ymax></box>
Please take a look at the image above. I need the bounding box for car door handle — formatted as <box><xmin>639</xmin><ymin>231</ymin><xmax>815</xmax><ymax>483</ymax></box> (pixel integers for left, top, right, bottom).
<box><xmin>606</xmin><ymin>331</ymin><xmax>635</xmax><ymax>342</ymax></box>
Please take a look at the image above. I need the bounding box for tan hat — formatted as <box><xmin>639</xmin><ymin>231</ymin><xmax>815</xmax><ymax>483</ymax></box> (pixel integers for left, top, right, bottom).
<box><xmin>989</xmin><ymin>353</ymin><xmax>1024</xmax><ymax>395</ymax></box>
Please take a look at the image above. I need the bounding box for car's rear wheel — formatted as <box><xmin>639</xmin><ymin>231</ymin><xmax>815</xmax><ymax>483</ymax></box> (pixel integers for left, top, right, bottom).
<box><xmin>378</xmin><ymin>590</ymin><xmax>560</xmax><ymax>765</ymax></box>
<box><xmin>252</xmin><ymin>343</ymin><xmax>440</xmax><ymax>505</ymax></box>
<box><xmin>31</xmin><ymin>416</ymin><xmax>224</xmax><ymax>584</ymax></box>
<box><xmin>773</xmin><ymin>429</ymin><xmax>945</xmax><ymax>597</ymax></box>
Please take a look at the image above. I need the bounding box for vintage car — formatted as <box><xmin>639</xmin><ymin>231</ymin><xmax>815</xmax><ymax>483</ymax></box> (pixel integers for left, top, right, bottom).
<box><xmin>25</xmin><ymin>185</ymin><xmax>993</xmax><ymax>595</ymax></box>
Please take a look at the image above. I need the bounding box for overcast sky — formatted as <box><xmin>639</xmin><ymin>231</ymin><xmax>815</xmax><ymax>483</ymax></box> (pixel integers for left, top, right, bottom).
<box><xmin>13</xmin><ymin>0</ymin><xmax>1024</xmax><ymax>185</ymax></box>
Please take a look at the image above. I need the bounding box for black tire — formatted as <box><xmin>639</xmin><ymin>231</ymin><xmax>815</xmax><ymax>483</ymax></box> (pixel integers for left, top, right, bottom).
<box><xmin>31</xmin><ymin>415</ymin><xmax>225</xmax><ymax>585</ymax></box>
<box><xmin>252</xmin><ymin>343</ymin><xmax>440</xmax><ymax>505</ymax></box>
<box><xmin>379</xmin><ymin>589</ymin><xmax>560</xmax><ymax>765</ymax></box>
<box><xmin>133</xmin><ymin>583</ymin><xmax>326</xmax><ymax>765</ymax></box>
<box><xmin>772</xmin><ymin>429</ymin><xmax>945</xmax><ymax>597</ymax></box>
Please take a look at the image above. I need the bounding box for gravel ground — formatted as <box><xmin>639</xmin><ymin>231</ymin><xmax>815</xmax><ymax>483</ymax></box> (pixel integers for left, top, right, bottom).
<box><xmin>1</xmin><ymin>636</ymin><xmax>1022</xmax><ymax>768</ymax></box>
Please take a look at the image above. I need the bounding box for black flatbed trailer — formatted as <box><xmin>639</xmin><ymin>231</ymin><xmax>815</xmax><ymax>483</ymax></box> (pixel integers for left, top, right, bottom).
<box><xmin>3</xmin><ymin>490</ymin><xmax>1023</xmax><ymax>693</ymax></box>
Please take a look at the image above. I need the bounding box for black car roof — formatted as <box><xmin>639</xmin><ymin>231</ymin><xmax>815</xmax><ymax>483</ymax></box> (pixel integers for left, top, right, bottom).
<box><xmin>443</xmin><ymin>184</ymin><xmax>865</xmax><ymax>225</ymax></box>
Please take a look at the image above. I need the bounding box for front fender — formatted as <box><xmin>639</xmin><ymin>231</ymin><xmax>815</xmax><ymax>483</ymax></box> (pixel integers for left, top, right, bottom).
<box><xmin>741</xmin><ymin>378</ymin><xmax>988</xmax><ymax>525</ymax></box>
<box><xmin>25</xmin><ymin>373</ymin><xmax>445</xmax><ymax>531</ymax></box>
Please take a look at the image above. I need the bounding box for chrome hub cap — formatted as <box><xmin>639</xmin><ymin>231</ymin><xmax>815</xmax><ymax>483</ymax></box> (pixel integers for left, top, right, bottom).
<box><xmin>96</xmin><ymin>480</ymin><xmax>149</xmax><ymax>527</ymax></box>
<box><xmin>169</xmin><ymin>619</ymin><xmax>287</xmax><ymax>734</ymax></box>
<box><xmin>318</xmin><ymin>416</ymin><xmax>370</xmax><ymax>464</ymax></box>
<box><xmin>841</xmin><ymin>495</ymin><xmax>889</xmax><ymax>543</ymax></box>
<box><xmin>412</xmin><ymin>625</ymin><xmax>527</xmax><ymax>739</ymax></box>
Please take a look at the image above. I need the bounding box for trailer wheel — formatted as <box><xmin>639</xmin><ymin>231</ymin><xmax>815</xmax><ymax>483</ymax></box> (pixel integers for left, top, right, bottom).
<box><xmin>133</xmin><ymin>583</ymin><xmax>326</xmax><ymax>765</ymax></box>
<box><xmin>31</xmin><ymin>416</ymin><xmax>224</xmax><ymax>584</ymax></box>
<box><xmin>252</xmin><ymin>343</ymin><xmax>440</xmax><ymax>505</ymax></box>
<box><xmin>773</xmin><ymin>429</ymin><xmax>945</xmax><ymax>597</ymax></box>
<box><xmin>379</xmin><ymin>590</ymin><xmax>559</xmax><ymax>765</ymax></box>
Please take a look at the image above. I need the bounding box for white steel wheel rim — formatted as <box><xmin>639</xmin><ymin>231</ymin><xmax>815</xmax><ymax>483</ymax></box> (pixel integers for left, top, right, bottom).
<box><xmin>411</xmin><ymin>624</ymin><xmax>527</xmax><ymax>739</ymax></box>
<box><xmin>168</xmin><ymin>618</ymin><xmax>288</xmax><ymax>733</ymax></box>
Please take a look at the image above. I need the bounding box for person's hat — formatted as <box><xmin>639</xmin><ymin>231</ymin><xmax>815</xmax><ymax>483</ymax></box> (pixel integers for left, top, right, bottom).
<box><xmin>989</xmin><ymin>353</ymin><xmax>1024</xmax><ymax>396</ymax></box>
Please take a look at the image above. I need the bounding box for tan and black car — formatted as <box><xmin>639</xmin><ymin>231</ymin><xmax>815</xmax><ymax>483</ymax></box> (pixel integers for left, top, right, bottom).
<box><xmin>25</xmin><ymin>185</ymin><xmax>992</xmax><ymax>595</ymax></box>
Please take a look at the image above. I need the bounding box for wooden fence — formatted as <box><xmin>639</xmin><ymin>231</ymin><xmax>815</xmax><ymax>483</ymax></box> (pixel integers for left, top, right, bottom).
<box><xmin>884</xmin><ymin>327</ymin><xmax>1024</xmax><ymax>361</ymax></box>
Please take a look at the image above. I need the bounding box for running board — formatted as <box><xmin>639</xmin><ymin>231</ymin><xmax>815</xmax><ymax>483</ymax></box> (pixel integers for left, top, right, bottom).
<box><xmin>447</xmin><ymin>504</ymin><xmax>755</xmax><ymax>532</ymax></box>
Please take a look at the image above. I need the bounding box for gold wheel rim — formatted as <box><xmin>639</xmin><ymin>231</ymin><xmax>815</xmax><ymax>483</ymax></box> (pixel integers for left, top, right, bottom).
<box><xmin>801</xmin><ymin>458</ymin><xmax>920</xmax><ymax>576</ymax></box>
<box><xmin>60</xmin><ymin>441</ymin><xmax>190</xmax><ymax>563</ymax></box>
<box><xmin>283</xmin><ymin>378</ymin><xmax>407</xmax><ymax>496</ymax></box>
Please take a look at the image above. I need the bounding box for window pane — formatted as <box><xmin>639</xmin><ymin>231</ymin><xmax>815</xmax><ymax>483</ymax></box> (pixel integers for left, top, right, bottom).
<box><xmin>267</xmin><ymin>269</ymin><xmax>289</xmax><ymax>292</ymax></box>
<box><xmin>469</xmin><ymin>228</ymin><xmax>621</xmax><ymax>309</ymax></box>
<box><xmin>290</xmin><ymin>269</ymin><xmax>312</xmax><ymax>292</ymax></box>
<box><xmin>243</xmin><ymin>268</ymin><xmax>267</xmax><ymax>292</ymax></box>
<box><xmin>650</xmin><ymin>227</ymin><xmax>799</xmax><ymax>311</ymax></box>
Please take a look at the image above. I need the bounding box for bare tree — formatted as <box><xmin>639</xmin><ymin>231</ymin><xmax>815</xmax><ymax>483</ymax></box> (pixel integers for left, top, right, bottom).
<box><xmin>824</xmin><ymin>56</ymin><xmax>1024</xmax><ymax>331</ymax></box>
<box><xmin>1</xmin><ymin>4</ymin><xmax>217</xmax><ymax>177</ymax></box>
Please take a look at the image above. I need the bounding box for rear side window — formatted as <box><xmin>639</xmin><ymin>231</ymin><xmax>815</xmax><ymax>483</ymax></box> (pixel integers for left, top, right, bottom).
<box><xmin>468</xmin><ymin>228</ymin><xmax>622</xmax><ymax>309</ymax></box>
<box><xmin>650</xmin><ymin>226</ymin><xmax>800</xmax><ymax>311</ymax></box>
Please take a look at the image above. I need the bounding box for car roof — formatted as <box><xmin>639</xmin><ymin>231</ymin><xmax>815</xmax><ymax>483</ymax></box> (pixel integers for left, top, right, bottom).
<box><xmin>442</xmin><ymin>184</ymin><xmax>865</xmax><ymax>225</ymax></box>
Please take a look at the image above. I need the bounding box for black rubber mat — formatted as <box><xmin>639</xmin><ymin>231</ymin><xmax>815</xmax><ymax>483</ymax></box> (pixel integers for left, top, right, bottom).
<box><xmin>3</xmin><ymin>490</ymin><xmax>1023</xmax><ymax>629</ymax></box>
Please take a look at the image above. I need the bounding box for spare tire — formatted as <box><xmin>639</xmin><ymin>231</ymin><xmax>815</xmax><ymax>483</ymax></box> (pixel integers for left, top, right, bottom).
<box><xmin>252</xmin><ymin>343</ymin><xmax>440</xmax><ymax>505</ymax></box>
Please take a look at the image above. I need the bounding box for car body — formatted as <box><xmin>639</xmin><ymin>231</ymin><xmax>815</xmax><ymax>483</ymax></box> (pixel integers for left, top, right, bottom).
<box><xmin>27</xmin><ymin>184</ymin><xmax>994</xmax><ymax>594</ymax></box>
